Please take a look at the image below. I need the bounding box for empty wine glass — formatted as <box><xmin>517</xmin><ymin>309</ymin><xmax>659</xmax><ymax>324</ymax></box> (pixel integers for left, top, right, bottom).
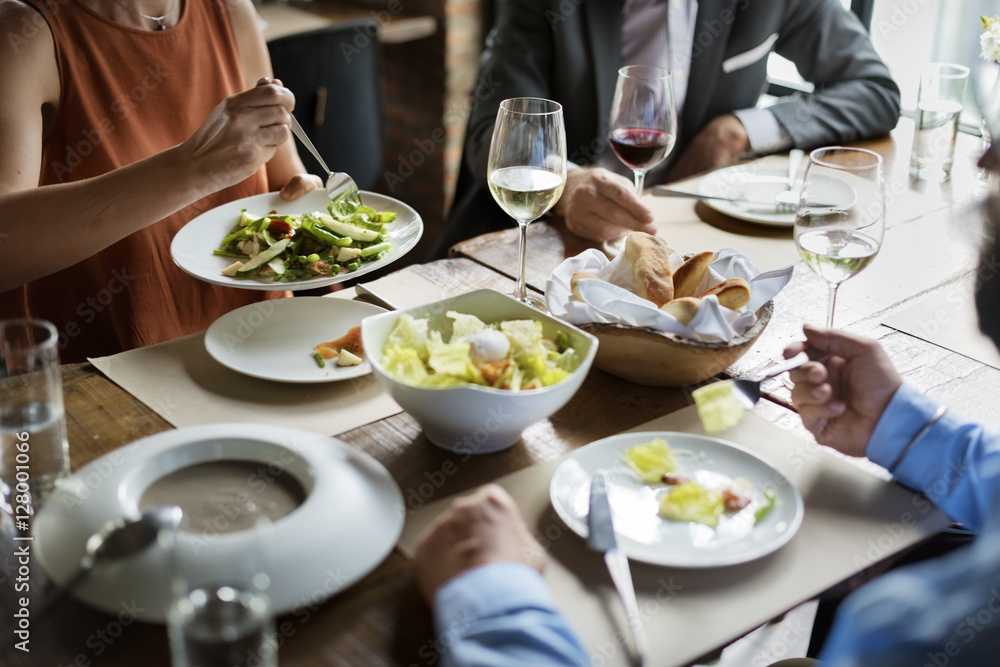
<box><xmin>794</xmin><ymin>147</ymin><xmax>885</xmax><ymax>328</ymax></box>
<box><xmin>487</xmin><ymin>98</ymin><xmax>567</xmax><ymax>306</ymax></box>
<box><xmin>605</xmin><ymin>65</ymin><xmax>677</xmax><ymax>255</ymax></box>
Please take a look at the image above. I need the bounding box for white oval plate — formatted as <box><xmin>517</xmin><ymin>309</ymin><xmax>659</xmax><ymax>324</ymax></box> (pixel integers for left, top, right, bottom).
<box><xmin>170</xmin><ymin>190</ymin><xmax>423</xmax><ymax>291</ymax></box>
<box><xmin>550</xmin><ymin>431</ymin><xmax>804</xmax><ymax>567</ymax></box>
<box><xmin>205</xmin><ymin>297</ymin><xmax>384</xmax><ymax>383</ymax></box>
<box><xmin>33</xmin><ymin>424</ymin><xmax>405</xmax><ymax>623</ymax></box>
<box><xmin>698</xmin><ymin>163</ymin><xmax>856</xmax><ymax>227</ymax></box>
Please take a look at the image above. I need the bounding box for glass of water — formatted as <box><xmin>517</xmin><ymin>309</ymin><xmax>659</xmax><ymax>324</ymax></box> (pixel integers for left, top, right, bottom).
<box><xmin>167</xmin><ymin>514</ymin><xmax>277</xmax><ymax>667</ymax></box>
<box><xmin>0</xmin><ymin>319</ymin><xmax>69</xmax><ymax>516</ymax></box>
<box><xmin>910</xmin><ymin>62</ymin><xmax>970</xmax><ymax>181</ymax></box>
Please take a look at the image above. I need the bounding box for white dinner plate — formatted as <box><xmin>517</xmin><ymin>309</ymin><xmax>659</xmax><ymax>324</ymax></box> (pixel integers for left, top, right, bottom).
<box><xmin>549</xmin><ymin>431</ymin><xmax>804</xmax><ymax>567</ymax></box>
<box><xmin>698</xmin><ymin>163</ymin><xmax>856</xmax><ymax>227</ymax></box>
<box><xmin>204</xmin><ymin>297</ymin><xmax>384</xmax><ymax>383</ymax></box>
<box><xmin>33</xmin><ymin>423</ymin><xmax>405</xmax><ymax>623</ymax></box>
<box><xmin>171</xmin><ymin>189</ymin><xmax>423</xmax><ymax>290</ymax></box>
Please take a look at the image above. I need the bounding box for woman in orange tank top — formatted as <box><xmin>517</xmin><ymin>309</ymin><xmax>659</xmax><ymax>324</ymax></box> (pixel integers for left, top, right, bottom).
<box><xmin>0</xmin><ymin>0</ymin><xmax>323</xmax><ymax>362</ymax></box>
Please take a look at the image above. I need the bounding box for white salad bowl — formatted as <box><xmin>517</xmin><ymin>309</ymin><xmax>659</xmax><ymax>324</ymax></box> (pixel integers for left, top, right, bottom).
<box><xmin>361</xmin><ymin>289</ymin><xmax>598</xmax><ymax>454</ymax></box>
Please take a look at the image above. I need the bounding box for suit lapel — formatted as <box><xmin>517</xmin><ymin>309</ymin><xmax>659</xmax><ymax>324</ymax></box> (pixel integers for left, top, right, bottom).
<box><xmin>583</xmin><ymin>0</ymin><xmax>624</xmax><ymax>136</ymax></box>
<box><xmin>683</xmin><ymin>0</ymin><xmax>737</xmax><ymax>138</ymax></box>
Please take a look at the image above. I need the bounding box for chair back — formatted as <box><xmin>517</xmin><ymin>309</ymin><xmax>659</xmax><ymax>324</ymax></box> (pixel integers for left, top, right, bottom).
<box><xmin>268</xmin><ymin>19</ymin><xmax>384</xmax><ymax>190</ymax></box>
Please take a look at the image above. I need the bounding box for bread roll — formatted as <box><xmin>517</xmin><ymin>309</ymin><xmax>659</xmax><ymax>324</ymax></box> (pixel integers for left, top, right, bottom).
<box><xmin>672</xmin><ymin>251</ymin><xmax>715</xmax><ymax>298</ymax></box>
<box><xmin>570</xmin><ymin>271</ymin><xmax>601</xmax><ymax>300</ymax></box>
<box><xmin>624</xmin><ymin>232</ymin><xmax>674</xmax><ymax>306</ymax></box>
<box><xmin>697</xmin><ymin>277</ymin><xmax>751</xmax><ymax>310</ymax></box>
<box><xmin>660</xmin><ymin>297</ymin><xmax>701</xmax><ymax>325</ymax></box>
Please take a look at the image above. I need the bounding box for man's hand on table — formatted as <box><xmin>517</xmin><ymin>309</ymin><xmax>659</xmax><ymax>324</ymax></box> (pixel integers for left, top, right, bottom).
<box><xmin>784</xmin><ymin>325</ymin><xmax>902</xmax><ymax>458</ymax></box>
<box><xmin>667</xmin><ymin>114</ymin><xmax>750</xmax><ymax>182</ymax></box>
<box><xmin>553</xmin><ymin>167</ymin><xmax>656</xmax><ymax>243</ymax></box>
<box><xmin>413</xmin><ymin>484</ymin><xmax>545</xmax><ymax>604</ymax></box>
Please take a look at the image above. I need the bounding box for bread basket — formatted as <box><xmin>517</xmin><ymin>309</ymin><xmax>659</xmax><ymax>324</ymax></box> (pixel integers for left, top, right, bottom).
<box><xmin>579</xmin><ymin>300</ymin><xmax>774</xmax><ymax>387</ymax></box>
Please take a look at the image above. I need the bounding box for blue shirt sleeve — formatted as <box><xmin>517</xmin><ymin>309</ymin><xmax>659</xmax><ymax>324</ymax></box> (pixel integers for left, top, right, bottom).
<box><xmin>819</xmin><ymin>384</ymin><xmax>1000</xmax><ymax>665</ymax></box>
<box><xmin>866</xmin><ymin>384</ymin><xmax>1000</xmax><ymax>533</ymax></box>
<box><xmin>434</xmin><ymin>562</ymin><xmax>590</xmax><ymax>667</ymax></box>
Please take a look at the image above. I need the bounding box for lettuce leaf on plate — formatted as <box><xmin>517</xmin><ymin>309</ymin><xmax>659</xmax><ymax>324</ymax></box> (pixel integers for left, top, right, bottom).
<box><xmin>658</xmin><ymin>482</ymin><xmax>725</xmax><ymax>528</ymax></box>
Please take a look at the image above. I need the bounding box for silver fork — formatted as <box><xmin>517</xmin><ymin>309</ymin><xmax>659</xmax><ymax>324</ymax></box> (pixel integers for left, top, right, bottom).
<box><xmin>731</xmin><ymin>351</ymin><xmax>811</xmax><ymax>406</ymax></box>
<box><xmin>775</xmin><ymin>148</ymin><xmax>805</xmax><ymax>213</ymax></box>
<box><xmin>288</xmin><ymin>113</ymin><xmax>363</xmax><ymax>209</ymax></box>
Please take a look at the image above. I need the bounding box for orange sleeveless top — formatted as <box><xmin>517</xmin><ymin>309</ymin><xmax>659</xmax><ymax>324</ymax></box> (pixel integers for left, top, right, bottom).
<box><xmin>1</xmin><ymin>0</ymin><xmax>276</xmax><ymax>363</ymax></box>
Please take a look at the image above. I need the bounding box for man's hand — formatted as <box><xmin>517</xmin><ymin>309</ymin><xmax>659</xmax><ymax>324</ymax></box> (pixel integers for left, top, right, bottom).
<box><xmin>413</xmin><ymin>484</ymin><xmax>545</xmax><ymax>605</ymax></box>
<box><xmin>279</xmin><ymin>173</ymin><xmax>323</xmax><ymax>200</ymax></box>
<box><xmin>667</xmin><ymin>114</ymin><xmax>750</xmax><ymax>182</ymax></box>
<box><xmin>554</xmin><ymin>167</ymin><xmax>656</xmax><ymax>243</ymax></box>
<box><xmin>784</xmin><ymin>325</ymin><xmax>902</xmax><ymax>458</ymax></box>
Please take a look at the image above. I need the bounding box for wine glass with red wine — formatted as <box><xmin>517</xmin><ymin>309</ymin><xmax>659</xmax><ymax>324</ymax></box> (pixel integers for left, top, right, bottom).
<box><xmin>606</xmin><ymin>65</ymin><xmax>676</xmax><ymax>254</ymax></box>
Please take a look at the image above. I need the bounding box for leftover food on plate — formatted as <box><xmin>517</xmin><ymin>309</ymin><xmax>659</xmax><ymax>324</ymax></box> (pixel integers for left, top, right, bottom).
<box><xmin>622</xmin><ymin>437</ymin><xmax>776</xmax><ymax>528</ymax></box>
<box><xmin>314</xmin><ymin>326</ymin><xmax>365</xmax><ymax>368</ymax></box>
<box><xmin>380</xmin><ymin>311</ymin><xmax>578</xmax><ymax>390</ymax></box>
<box><xmin>215</xmin><ymin>200</ymin><xmax>397</xmax><ymax>282</ymax></box>
<box><xmin>692</xmin><ymin>380</ymin><xmax>748</xmax><ymax>434</ymax></box>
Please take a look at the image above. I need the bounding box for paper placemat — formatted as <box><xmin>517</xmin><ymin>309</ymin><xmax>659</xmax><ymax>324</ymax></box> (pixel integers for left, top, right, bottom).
<box><xmin>883</xmin><ymin>276</ymin><xmax>1000</xmax><ymax>370</ymax></box>
<box><xmin>398</xmin><ymin>405</ymin><xmax>949</xmax><ymax>667</ymax></box>
<box><xmin>88</xmin><ymin>288</ymin><xmax>404</xmax><ymax>436</ymax></box>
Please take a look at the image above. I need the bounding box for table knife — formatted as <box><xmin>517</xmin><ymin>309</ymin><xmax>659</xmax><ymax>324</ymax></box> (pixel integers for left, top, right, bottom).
<box><xmin>650</xmin><ymin>186</ymin><xmax>836</xmax><ymax>208</ymax></box>
<box><xmin>588</xmin><ymin>471</ymin><xmax>648</xmax><ymax>666</ymax></box>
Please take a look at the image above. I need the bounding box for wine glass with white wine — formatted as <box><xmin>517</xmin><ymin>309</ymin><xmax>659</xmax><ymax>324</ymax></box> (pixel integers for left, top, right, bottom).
<box><xmin>487</xmin><ymin>98</ymin><xmax>567</xmax><ymax>306</ymax></box>
<box><xmin>794</xmin><ymin>147</ymin><xmax>885</xmax><ymax>328</ymax></box>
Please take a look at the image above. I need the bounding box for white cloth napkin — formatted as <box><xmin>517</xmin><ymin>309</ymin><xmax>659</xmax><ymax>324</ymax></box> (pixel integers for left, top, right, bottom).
<box><xmin>545</xmin><ymin>247</ymin><xmax>793</xmax><ymax>343</ymax></box>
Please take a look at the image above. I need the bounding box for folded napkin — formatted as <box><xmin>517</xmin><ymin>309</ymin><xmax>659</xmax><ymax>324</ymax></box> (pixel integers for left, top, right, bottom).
<box><xmin>546</xmin><ymin>247</ymin><xmax>793</xmax><ymax>342</ymax></box>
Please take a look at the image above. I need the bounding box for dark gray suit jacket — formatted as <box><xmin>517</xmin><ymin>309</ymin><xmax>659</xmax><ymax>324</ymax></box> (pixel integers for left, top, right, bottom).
<box><xmin>432</xmin><ymin>0</ymin><xmax>900</xmax><ymax>258</ymax></box>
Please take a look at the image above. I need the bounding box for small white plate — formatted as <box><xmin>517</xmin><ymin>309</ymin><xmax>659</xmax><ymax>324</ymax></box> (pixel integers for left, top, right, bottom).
<box><xmin>171</xmin><ymin>190</ymin><xmax>423</xmax><ymax>291</ymax></box>
<box><xmin>204</xmin><ymin>297</ymin><xmax>384</xmax><ymax>383</ymax></box>
<box><xmin>549</xmin><ymin>431</ymin><xmax>803</xmax><ymax>567</ymax></box>
<box><xmin>33</xmin><ymin>423</ymin><xmax>405</xmax><ymax>622</ymax></box>
<box><xmin>698</xmin><ymin>164</ymin><xmax>856</xmax><ymax>227</ymax></box>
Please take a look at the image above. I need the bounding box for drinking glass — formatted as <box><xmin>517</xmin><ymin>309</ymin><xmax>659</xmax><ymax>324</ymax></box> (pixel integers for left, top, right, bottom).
<box><xmin>167</xmin><ymin>514</ymin><xmax>277</xmax><ymax>667</ymax></box>
<box><xmin>606</xmin><ymin>65</ymin><xmax>677</xmax><ymax>255</ymax></box>
<box><xmin>909</xmin><ymin>63</ymin><xmax>970</xmax><ymax>181</ymax></box>
<box><xmin>487</xmin><ymin>97</ymin><xmax>567</xmax><ymax>306</ymax></box>
<box><xmin>794</xmin><ymin>147</ymin><xmax>885</xmax><ymax>328</ymax></box>
<box><xmin>0</xmin><ymin>319</ymin><xmax>70</xmax><ymax>516</ymax></box>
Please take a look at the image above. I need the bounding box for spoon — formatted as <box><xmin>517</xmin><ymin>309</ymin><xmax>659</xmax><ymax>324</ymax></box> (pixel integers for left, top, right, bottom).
<box><xmin>254</xmin><ymin>77</ymin><xmax>362</xmax><ymax>209</ymax></box>
<box><xmin>732</xmin><ymin>350</ymin><xmax>811</xmax><ymax>406</ymax></box>
<box><xmin>34</xmin><ymin>505</ymin><xmax>183</xmax><ymax>620</ymax></box>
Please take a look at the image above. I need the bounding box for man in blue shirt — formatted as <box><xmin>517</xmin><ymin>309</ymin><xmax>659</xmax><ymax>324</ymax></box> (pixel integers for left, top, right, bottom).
<box><xmin>413</xmin><ymin>156</ymin><xmax>1000</xmax><ymax>664</ymax></box>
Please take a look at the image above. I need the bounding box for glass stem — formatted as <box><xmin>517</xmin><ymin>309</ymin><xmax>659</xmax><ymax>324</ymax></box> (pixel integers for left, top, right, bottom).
<box><xmin>826</xmin><ymin>283</ymin><xmax>840</xmax><ymax>328</ymax></box>
<box><xmin>514</xmin><ymin>220</ymin><xmax>528</xmax><ymax>302</ymax></box>
<box><xmin>633</xmin><ymin>169</ymin><xmax>646</xmax><ymax>195</ymax></box>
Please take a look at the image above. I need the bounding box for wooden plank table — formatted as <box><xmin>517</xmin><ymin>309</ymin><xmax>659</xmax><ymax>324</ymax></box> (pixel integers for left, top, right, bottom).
<box><xmin>449</xmin><ymin>118</ymin><xmax>1000</xmax><ymax>427</ymax></box>
<box><xmin>2</xmin><ymin>121</ymin><xmax>993</xmax><ymax>665</ymax></box>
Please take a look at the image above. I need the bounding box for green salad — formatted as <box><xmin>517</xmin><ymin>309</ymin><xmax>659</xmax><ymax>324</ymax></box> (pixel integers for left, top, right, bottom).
<box><xmin>214</xmin><ymin>200</ymin><xmax>397</xmax><ymax>282</ymax></box>
<box><xmin>380</xmin><ymin>311</ymin><xmax>578</xmax><ymax>390</ymax></box>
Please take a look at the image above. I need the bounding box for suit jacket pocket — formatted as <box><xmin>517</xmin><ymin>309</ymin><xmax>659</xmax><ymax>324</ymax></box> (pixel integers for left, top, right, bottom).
<box><xmin>721</xmin><ymin>33</ymin><xmax>779</xmax><ymax>74</ymax></box>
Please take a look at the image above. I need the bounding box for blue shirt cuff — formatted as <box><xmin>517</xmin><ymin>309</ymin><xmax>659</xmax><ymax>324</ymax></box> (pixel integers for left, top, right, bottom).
<box><xmin>434</xmin><ymin>561</ymin><xmax>560</xmax><ymax>629</ymax></box>
<box><xmin>867</xmin><ymin>384</ymin><xmax>952</xmax><ymax>484</ymax></box>
<box><xmin>732</xmin><ymin>108</ymin><xmax>794</xmax><ymax>155</ymax></box>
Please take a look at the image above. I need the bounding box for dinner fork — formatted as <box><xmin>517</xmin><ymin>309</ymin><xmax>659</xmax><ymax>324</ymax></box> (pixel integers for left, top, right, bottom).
<box><xmin>255</xmin><ymin>76</ymin><xmax>362</xmax><ymax>208</ymax></box>
<box><xmin>732</xmin><ymin>351</ymin><xmax>811</xmax><ymax>406</ymax></box>
<box><xmin>288</xmin><ymin>113</ymin><xmax>363</xmax><ymax>209</ymax></box>
<box><xmin>775</xmin><ymin>149</ymin><xmax>805</xmax><ymax>213</ymax></box>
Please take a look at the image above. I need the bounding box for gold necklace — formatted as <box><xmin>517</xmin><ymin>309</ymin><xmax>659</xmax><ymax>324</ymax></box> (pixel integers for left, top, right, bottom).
<box><xmin>107</xmin><ymin>0</ymin><xmax>178</xmax><ymax>30</ymax></box>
